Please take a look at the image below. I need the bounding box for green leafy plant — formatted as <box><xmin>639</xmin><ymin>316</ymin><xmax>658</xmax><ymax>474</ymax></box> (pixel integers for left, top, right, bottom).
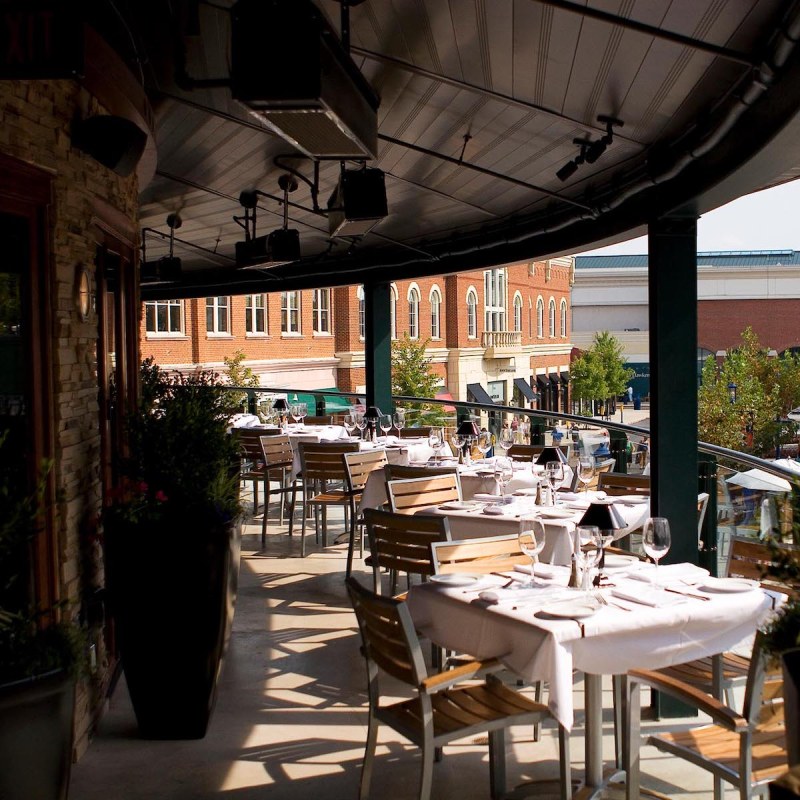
<box><xmin>105</xmin><ymin>358</ymin><xmax>243</xmax><ymax>533</ymax></box>
<box><xmin>391</xmin><ymin>334</ymin><xmax>448</xmax><ymax>425</ymax></box>
<box><xmin>0</xmin><ymin>433</ymin><xmax>83</xmax><ymax>683</ymax></box>
<box><xmin>222</xmin><ymin>350</ymin><xmax>261</xmax><ymax>411</ymax></box>
<box><xmin>761</xmin><ymin>535</ymin><xmax>800</xmax><ymax>656</ymax></box>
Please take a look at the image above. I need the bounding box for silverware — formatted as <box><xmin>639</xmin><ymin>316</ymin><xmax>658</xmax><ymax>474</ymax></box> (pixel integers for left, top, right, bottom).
<box><xmin>596</xmin><ymin>593</ymin><xmax>632</xmax><ymax>612</ymax></box>
<box><xmin>664</xmin><ymin>586</ymin><xmax>710</xmax><ymax>601</ymax></box>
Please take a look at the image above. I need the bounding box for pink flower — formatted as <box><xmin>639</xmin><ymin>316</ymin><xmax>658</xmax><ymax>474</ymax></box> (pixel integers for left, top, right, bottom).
<box><xmin>135</xmin><ymin>481</ymin><xmax>149</xmax><ymax>494</ymax></box>
<box><xmin>155</xmin><ymin>490</ymin><xmax>168</xmax><ymax>503</ymax></box>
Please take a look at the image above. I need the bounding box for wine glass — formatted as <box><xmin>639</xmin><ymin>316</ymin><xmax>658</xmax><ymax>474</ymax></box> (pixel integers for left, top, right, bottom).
<box><xmin>297</xmin><ymin>402</ymin><xmax>308</xmax><ymax>429</ymax></box>
<box><xmin>393</xmin><ymin>409</ymin><xmax>406</xmax><ymax>435</ymax></box>
<box><xmin>355</xmin><ymin>411</ymin><xmax>367</xmax><ymax>440</ymax></box>
<box><xmin>343</xmin><ymin>412</ymin><xmax>357</xmax><ymax>438</ymax></box>
<box><xmin>576</xmin><ymin>525</ymin><xmax>602</xmax><ymax>596</ymax></box>
<box><xmin>379</xmin><ymin>414</ymin><xmax>393</xmax><ymax>440</ymax></box>
<box><xmin>497</xmin><ymin>427</ymin><xmax>515</xmax><ymax>456</ymax></box>
<box><xmin>476</xmin><ymin>431</ymin><xmax>493</xmax><ymax>459</ymax></box>
<box><xmin>642</xmin><ymin>517</ymin><xmax>671</xmax><ymax>588</ymax></box>
<box><xmin>577</xmin><ymin>457</ymin><xmax>595</xmax><ymax>494</ymax></box>
<box><xmin>450</xmin><ymin>432</ymin><xmax>465</xmax><ymax>460</ymax></box>
<box><xmin>494</xmin><ymin>456</ymin><xmax>513</xmax><ymax>501</ymax></box>
<box><xmin>290</xmin><ymin>403</ymin><xmax>301</xmax><ymax>427</ymax></box>
<box><xmin>428</xmin><ymin>427</ymin><xmax>444</xmax><ymax>461</ymax></box>
<box><xmin>545</xmin><ymin>460</ymin><xmax>564</xmax><ymax>498</ymax></box>
<box><xmin>518</xmin><ymin>516</ymin><xmax>546</xmax><ymax>587</ymax></box>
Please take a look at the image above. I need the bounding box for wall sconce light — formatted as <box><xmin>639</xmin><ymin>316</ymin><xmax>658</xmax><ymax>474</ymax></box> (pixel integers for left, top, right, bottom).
<box><xmin>727</xmin><ymin>381</ymin><xmax>738</xmax><ymax>405</ymax></box>
<box><xmin>75</xmin><ymin>264</ymin><xmax>94</xmax><ymax>321</ymax></box>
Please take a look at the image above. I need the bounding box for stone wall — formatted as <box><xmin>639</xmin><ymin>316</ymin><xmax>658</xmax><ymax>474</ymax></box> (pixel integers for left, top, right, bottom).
<box><xmin>0</xmin><ymin>79</ymin><xmax>140</xmax><ymax>758</ymax></box>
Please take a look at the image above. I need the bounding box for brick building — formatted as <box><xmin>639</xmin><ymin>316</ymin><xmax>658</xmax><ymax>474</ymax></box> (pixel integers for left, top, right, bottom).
<box><xmin>571</xmin><ymin>250</ymin><xmax>800</xmax><ymax>397</ymax></box>
<box><xmin>141</xmin><ymin>257</ymin><xmax>575</xmax><ymax>412</ymax></box>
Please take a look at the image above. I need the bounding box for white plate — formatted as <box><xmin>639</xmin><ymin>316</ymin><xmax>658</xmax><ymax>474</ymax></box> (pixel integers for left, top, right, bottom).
<box><xmin>439</xmin><ymin>501</ymin><xmax>479</xmax><ymax>511</ymax></box>
<box><xmin>429</xmin><ymin>573</ymin><xmax>482</xmax><ymax>587</ymax></box>
<box><xmin>514</xmin><ymin>487</ymin><xmax>540</xmax><ymax>497</ymax></box>
<box><xmin>604</xmin><ymin>554</ymin><xmax>639</xmax><ymax>569</ymax></box>
<box><xmin>536</xmin><ymin>600</ymin><xmax>598</xmax><ymax>620</ymax></box>
<box><xmin>613</xmin><ymin>495</ymin><xmax>649</xmax><ymax>505</ymax></box>
<box><xmin>538</xmin><ymin>507</ymin><xmax>575</xmax><ymax>519</ymax></box>
<box><xmin>697</xmin><ymin>577</ymin><xmax>760</xmax><ymax>593</ymax></box>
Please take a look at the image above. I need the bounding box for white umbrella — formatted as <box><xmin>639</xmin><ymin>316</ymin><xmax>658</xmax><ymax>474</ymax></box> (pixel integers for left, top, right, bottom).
<box><xmin>772</xmin><ymin>458</ymin><xmax>800</xmax><ymax>476</ymax></box>
<box><xmin>788</xmin><ymin>407</ymin><xmax>800</xmax><ymax>422</ymax></box>
<box><xmin>726</xmin><ymin>468</ymin><xmax>792</xmax><ymax>493</ymax></box>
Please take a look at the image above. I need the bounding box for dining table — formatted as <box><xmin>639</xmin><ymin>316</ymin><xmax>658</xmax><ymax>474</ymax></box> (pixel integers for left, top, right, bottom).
<box><xmin>406</xmin><ymin>560</ymin><xmax>778</xmax><ymax>795</ymax></box>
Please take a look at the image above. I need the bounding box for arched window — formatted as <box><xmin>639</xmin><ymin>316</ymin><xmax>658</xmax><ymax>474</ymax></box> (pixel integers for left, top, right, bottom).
<box><xmin>390</xmin><ymin>284</ymin><xmax>398</xmax><ymax>340</ymax></box>
<box><xmin>466</xmin><ymin>289</ymin><xmax>478</xmax><ymax>339</ymax></box>
<box><xmin>357</xmin><ymin>286</ymin><xmax>365</xmax><ymax>340</ymax></box>
<box><xmin>560</xmin><ymin>299</ymin><xmax>567</xmax><ymax>337</ymax></box>
<box><xmin>536</xmin><ymin>297</ymin><xmax>544</xmax><ymax>338</ymax></box>
<box><xmin>548</xmin><ymin>298</ymin><xmax>556</xmax><ymax>337</ymax></box>
<box><xmin>408</xmin><ymin>285</ymin><xmax>420</xmax><ymax>339</ymax></box>
<box><xmin>430</xmin><ymin>286</ymin><xmax>441</xmax><ymax>339</ymax></box>
<box><xmin>513</xmin><ymin>293</ymin><xmax>523</xmax><ymax>333</ymax></box>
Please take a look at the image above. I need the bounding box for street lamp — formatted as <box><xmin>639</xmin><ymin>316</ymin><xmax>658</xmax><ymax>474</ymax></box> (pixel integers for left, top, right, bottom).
<box><xmin>727</xmin><ymin>382</ymin><xmax>737</xmax><ymax>405</ymax></box>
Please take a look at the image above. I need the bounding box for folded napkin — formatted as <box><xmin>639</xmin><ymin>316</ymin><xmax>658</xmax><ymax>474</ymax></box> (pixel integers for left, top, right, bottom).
<box><xmin>512</xmin><ymin>563</ymin><xmax>565</xmax><ymax>580</ymax></box>
<box><xmin>473</xmin><ymin>492</ymin><xmax>502</xmax><ymax>502</ymax></box>
<box><xmin>557</xmin><ymin>492</ymin><xmax>581</xmax><ymax>501</ymax></box>
<box><xmin>483</xmin><ymin>505</ymin><xmax>509</xmax><ymax>515</ymax></box>
<box><xmin>478</xmin><ymin>586</ymin><xmax>572</xmax><ymax>605</ymax></box>
<box><xmin>611</xmin><ymin>586</ymin><xmax>686</xmax><ymax>607</ymax></box>
<box><xmin>627</xmin><ymin>563</ymin><xmax>709</xmax><ymax>585</ymax></box>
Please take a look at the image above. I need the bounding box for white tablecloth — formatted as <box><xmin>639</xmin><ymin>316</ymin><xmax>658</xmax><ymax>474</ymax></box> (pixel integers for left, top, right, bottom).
<box><xmin>407</xmin><ymin>566</ymin><xmax>774</xmax><ymax>730</ymax></box>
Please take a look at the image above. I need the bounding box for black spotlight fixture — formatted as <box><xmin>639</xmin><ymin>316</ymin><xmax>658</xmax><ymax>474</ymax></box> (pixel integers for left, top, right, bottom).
<box><xmin>140</xmin><ymin>214</ymin><xmax>183</xmax><ymax>282</ymax></box>
<box><xmin>327</xmin><ymin>164</ymin><xmax>388</xmax><ymax>238</ymax></box>
<box><xmin>234</xmin><ymin>176</ymin><xmax>301</xmax><ymax>269</ymax></box>
<box><xmin>556</xmin><ymin>115</ymin><xmax>623</xmax><ymax>181</ymax></box>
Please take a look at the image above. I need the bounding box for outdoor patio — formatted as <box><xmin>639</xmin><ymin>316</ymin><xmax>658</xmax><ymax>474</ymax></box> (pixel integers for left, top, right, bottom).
<box><xmin>69</xmin><ymin>500</ymin><xmax>734</xmax><ymax>800</ymax></box>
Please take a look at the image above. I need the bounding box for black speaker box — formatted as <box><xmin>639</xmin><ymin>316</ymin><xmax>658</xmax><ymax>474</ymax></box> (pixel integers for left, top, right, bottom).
<box><xmin>72</xmin><ymin>115</ymin><xmax>147</xmax><ymax>177</ymax></box>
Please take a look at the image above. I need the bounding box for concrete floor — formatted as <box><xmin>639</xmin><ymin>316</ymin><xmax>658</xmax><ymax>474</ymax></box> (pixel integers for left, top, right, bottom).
<box><xmin>70</xmin><ymin>499</ymin><xmax>726</xmax><ymax>800</ymax></box>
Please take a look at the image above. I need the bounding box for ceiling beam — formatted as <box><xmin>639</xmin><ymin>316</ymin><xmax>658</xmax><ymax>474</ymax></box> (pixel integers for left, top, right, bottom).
<box><xmin>530</xmin><ymin>0</ymin><xmax>759</xmax><ymax>67</ymax></box>
<box><xmin>352</xmin><ymin>47</ymin><xmax>645</xmax><ymax>147</ymax></box>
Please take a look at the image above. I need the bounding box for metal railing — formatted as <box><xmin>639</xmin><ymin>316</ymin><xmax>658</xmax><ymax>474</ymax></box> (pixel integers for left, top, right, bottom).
<box><xmin>225</xmin><ymin>385</ymin><xmax>800</xmax><ymax>572</ymax></box>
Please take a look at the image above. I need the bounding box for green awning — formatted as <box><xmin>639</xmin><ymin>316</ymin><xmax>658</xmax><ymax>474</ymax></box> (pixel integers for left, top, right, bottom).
<box><xmin>289</xmin><ymin>389</ymin><xmax>355</xmax><ymax>414</ymax></box>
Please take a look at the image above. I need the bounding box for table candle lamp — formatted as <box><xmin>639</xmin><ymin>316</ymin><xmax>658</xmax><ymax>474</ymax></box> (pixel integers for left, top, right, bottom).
<box><xmin>535</xmin><ymin>445</ymin><xmax>568</xmax><ymax>465</ymax></box>
<box><xmin>577</xmin><ymin>501</ymin><xmax>626</xmax><ymax>583</ymax></box>
<box><xmin>456</xmin><ymin>420</ymin><xmax>480</xmax><ymax>465</ymax></box>
<box><xmin>272</xmin><ymin>397</ymin><xmax>289</xmax><ymax>429</ymax></box>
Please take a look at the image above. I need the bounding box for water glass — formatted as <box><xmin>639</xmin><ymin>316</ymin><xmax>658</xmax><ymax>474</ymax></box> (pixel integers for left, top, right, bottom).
<box><xmin>494</xmin><ymin>456</ymin><xmax>513</xmax><ymax>500</ymax></box>
<box><xmin>577</xmin><ymin>457</ymin><xmax>595</xmax><ymax>493</ymax></box>
<box><xmin>428</xmin><ymin>427</ymin><xmax>444</xmax><ymax>460</ymax></box>
<box><xmin>290</xmin><ymin>403</ymin><xmax>301</xmax><ymax>426</ymax></box>
<box><xmin>393</xmin><ymin>409</ymin><xmax>405</xmax><ymax>435</ymax></box>
<box><xmin>476</xmin><ymin>431</ymin><xmax>493</xmax><ymax>458</ymax></box>
<box><xmin>355</xmin><ymin>412</ymin><xmax>367</xmax><ymax>439</ymax></box>
<box><xmin>518</xmin><ymin>516</ymin><xmax>546</xmax><ymax>587</ymax></box>
<box><xmin>297</xmin><ymin>402</ymin><xmax>308</xmax><ymax>428</ymax></box>
<box><xmin>642</xmin><ymin>517</ymin><xmax>671</xmax><ymax>587</ymax></box>
<box><xmin>379</xmin><ymin>414</ymin><xmax>393</xmax><ymax>440</ymax></box>
<box><xmin>497</xmin><ymin>427</ymin><xmax>515</xmax><ymax>455</ymax></box>
<box><xmin>343</xmin><ymin>412</ymin><xmax>356</xmax><ymax>437</ymax></box>
<box><xmin>545</xmin><ymin>460</ymin><xmax>564</xmax><ymax>496</ymax></box>
<box><xmin>576</xmin><ymin>525</ymin><xmax>602</xmax><ymax>595</ymax></box>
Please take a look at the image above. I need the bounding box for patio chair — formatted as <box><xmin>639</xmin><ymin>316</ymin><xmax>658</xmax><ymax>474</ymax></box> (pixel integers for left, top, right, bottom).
<box><xmin>364</xmin><ymin>507</ymin><xmax>450</xmax><ymax>596</ymax></box>
<box><xmin>398</xmin><ymin>426</ymin><xmax>432</xmax><ymax>438</ymax></box>
<box><xmin>625</xmin><ymin>631</ymin><xmax>787</xmax><ymax>800</ymax></box>
<box><xmin>343</xmin><ymin>449</ymin><xmax>389</xmax><ymax>578</ymax></box>
<box><xmin>430</xmin><ymin>533</ymin><xmax>530</xmax><ymax>576</ymax></box>
<box><xmin>597</xmin><ymin>472</ymin><xmax>650</xmax><ymax>496</ymax></box>
<box><xmin>258</xmin><ymin>434</ymin><xmax>297</xmax><ymax>548</ymax></box>
<box><xmin>296</xmin><ymin>442</ymin><xmax>359</xmax><ymax>557</ymax></box>
<box><xmin>303</xmin><ymin>415</ymin><xmax>333</xmax><ymax>425</ymax></box>
<box><xmin>507</xmin><ymin>443</ymin><xmax>570</xmax><ymax>462</ymax></box>
<box><xmin>346</xmin><ymin>577</ymin><xmax>571</xmax><ymax>800</ymax></box>
<box><xmin>386</xmin><ymin>474</ymin><xmax>461</xmax><ymax>514</ymax></box>
<box><xmin>233</xmin><ymin>428</ymin><xmax>271</xmax><ymax>513</ymax></box>
<box><xmin>383</xmin><ymin>463</ymin><xmax>458</xmax><ymax>482</ymax></box>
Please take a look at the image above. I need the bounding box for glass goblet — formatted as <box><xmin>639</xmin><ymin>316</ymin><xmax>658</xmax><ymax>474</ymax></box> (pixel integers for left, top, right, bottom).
<box><xmin>643</xmin><ymin>517</ymin><xmax>671</xmax><ymax>588</ymax></box>
<box><xmin>494</xmin><ymin>456</ymin><xmax>513</xmax><ymax>501</ymax></box>
<box><xmin>497</xmin><ymin>427</ymin><xmax>515</xmax><ymax>456</ymax></box>
<box><xmin>518</xmin><ymin>516</ymin><xmax>546</xmax><ymax>588</ymax></box>
<box><xmin>476</xmin><ymin>431</ymin><xmax>493</xmax><ymax>459</ymax></box>
<box><xmin>379</xmin><ymin>414</ymin><xmax>393</xmax><ymax>440</ymax></box>
<box><xmin>393</xmin><ymin>410</ymin><xmax>406</xmax><ymax>435</ymax></box>
<box><xmin>355</xmin><ymin>412</ymin><xmax>368</xmax><ymax>440</ymax></box>
<box><xmin>545</xmin><ymin>460</ymin><xmax>564</xmax><ymax>497</ymax></box>
<box><xmin>576</xmin><ymin>525</ymin><xmax>602</xmax><ymax>596</ymax></box>
<box><xmin>577</xmin><ymin>457</ymin><xmax>595</xmax><ymax>494</ymax></box>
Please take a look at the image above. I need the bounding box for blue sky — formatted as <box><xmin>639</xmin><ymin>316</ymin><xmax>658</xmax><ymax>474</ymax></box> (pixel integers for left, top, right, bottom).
<box><xmin>582</xmin><ymin>179</ymin><xmax>800</xmax><ymax>255</ymax></box>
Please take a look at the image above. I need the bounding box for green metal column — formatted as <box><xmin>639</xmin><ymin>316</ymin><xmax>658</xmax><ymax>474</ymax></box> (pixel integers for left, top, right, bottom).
<box><xmin>364</xmin><ymin>281</ymin><xmax>393</xmax><ymax>413</ymax></box>
<box><xmin>648</xmin><ymin>215</ymin><xmax>699</xmax><ymax>567</ymax></box>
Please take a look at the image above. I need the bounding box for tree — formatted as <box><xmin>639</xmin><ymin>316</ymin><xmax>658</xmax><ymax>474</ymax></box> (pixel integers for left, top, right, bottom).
<box><xmin>569</xmin><ymin>332</ymin><xmax>633</xmax><ymax>414</ymax></box>
<box><xmin>697</xmin><ymin>327</ymin><xmax>800</xmax><ymax>455</ymax></box>
<box><xmin>222</xmin><ymin>350</ymin><xmax>260</xmax><ymax>410</ymax></box>
<box><xmin>391</xmin><ymin>334</ymin><xmax>447</xmax><ymax>424</ymax></box>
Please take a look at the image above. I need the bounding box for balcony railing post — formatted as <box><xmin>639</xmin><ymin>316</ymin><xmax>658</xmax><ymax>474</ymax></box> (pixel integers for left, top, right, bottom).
<box><xmin>247</xmin><ymin>390</ymin><xmax>257</xmax><ymax>415</ymax></box>
<box><xmin>609</xmin><ymin>429</ymin><xmax>628</xmax><ymax>474</ymax></box>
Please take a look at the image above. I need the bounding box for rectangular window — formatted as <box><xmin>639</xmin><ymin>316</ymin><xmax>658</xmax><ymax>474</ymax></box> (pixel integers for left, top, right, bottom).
<box><xmin>145</xmin><ymin>299</ymin><xmax>184</xmax><ymax>335</ymax></box>
<box><xmin>312</xmin><ymin>288</ymin><xmax>330</xmax><ymax>333</ymax></box>
<box><xmin>245</xmin><ymin>294</ymin><xmax>267</xmax><ymax>334</ymax></box>
<box><xmin>483</xmin><ymin>269</ymin><xmax>506</xmax><ymax>332</ymax></box>
<box><xmin>281</xmin><ymin>290</ymin><xmax>301</xmax><ymax>333</ymax></box>
<box><xmin>205</xmin><ymin>296</ymin><xmax>230</xmax><ymax>334</ymax></box>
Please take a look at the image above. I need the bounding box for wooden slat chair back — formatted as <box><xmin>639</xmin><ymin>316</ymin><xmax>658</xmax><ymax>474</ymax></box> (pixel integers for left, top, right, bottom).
<box><xmin>343</xmin><ymin>450</ymin><xmax>390</xmax><ymax>577</ymax></box>
<box><xmin>507</xmin><ymin>443</ymin><xmax>570</xmax><ymax>463</ymax></box>
<box><xmin>257</xmin><ymin>434</ymin><xmax>296</xmax><ymax>547</ymax></box>
<box><xmin>345</xmin><ymin>577</ymin><xmax>571</xmax><ymax>800</ymax></box>
<box><xmin>386</xmin><ymin>474</ymin><xmax>461</xmax><ymax>515</ymax></box>
<box><xmin>597</xmin><ymin>472</ymin><xmax>650</xmax><ymax>496</ymax></box>
<box><xmin>587</xmin><ymin>459</ymin><xmax>615</xmax><ymax>491</ymax></box>
<box><xmin>297</xmin><ymin>442</ymin><xmax>360</xmax><ymax>557</ymax></box>
<box><xmin>431</xmin><ymin>534</ymin><xmax>531</xmax><ymax>576</ymax></box>
<box><xmin>626</xmin><ymin>632</ymin><xmax>787</xmax><ymax>800</ymax></box>
<box><xmin>398</xmin><ymin>427</ymin><xmax>432</xmax><ymax>438</ymax></box>
<box><xmin>364</xmin><ymin>508</ymin><xmax>451</xmax><ymax>595</ymax></box>
<box><xmin>727</xmin><ymin>535</ymin><xmax>799</xmax><ymax>595</ymax></box>
<box><xmin>303</xmin><ymin>415</ymin><xmax>333</xmax><ymax>425</ymax></box>
<box><xmin>383</xmin><ymin>464</ymin><xmax>458</xmax><ymax>482</ymax></box>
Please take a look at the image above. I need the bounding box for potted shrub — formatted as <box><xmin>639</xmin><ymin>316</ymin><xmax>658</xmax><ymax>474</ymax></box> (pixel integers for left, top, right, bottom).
<box><xmin>0</xmin><ymin>434</ymin><xmax>83</xmax><ymax>800</ymax></box>
<box><xmin>761</xmin><ymin>538</ymin><xmax>800</xmax><ymax>766</ymax></box>
<box><xmin>103</xmin><ymin>359</ymin><xmax>243</xmax><ymax>739</ymax></box>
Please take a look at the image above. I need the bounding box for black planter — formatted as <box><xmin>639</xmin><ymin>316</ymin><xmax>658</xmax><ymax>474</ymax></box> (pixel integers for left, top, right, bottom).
<box><xmin>0</xmin><ymin>669</ymin><xmax>75</xmax><ymax>800</ymax></box>
<box><xmin>784</xmin><ymin>648</ymin><xmax>800</xmax><ymax>767</ymax></box>
<box><xmin>105</xmin><ymin>516</ymin><xmax>241</xmax><ymax>739</ymax></box>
